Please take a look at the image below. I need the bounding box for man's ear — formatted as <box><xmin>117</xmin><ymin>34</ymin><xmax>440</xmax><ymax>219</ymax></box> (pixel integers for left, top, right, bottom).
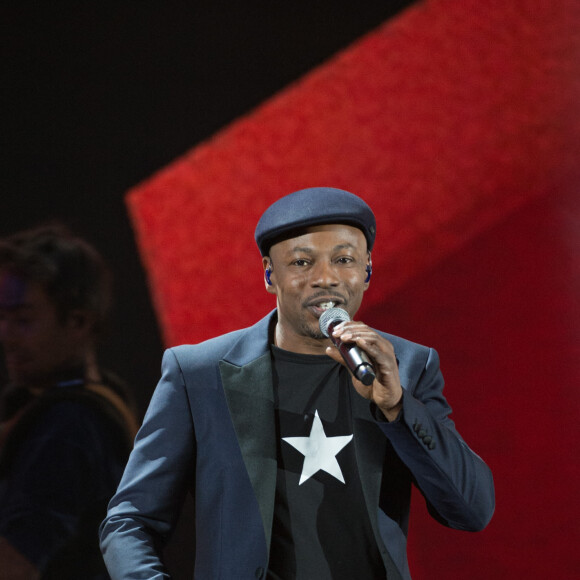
<box><xmin>262</xmin><ymin>257</ymin><xmax>276</xmax><ymax>294</ymax></box>
<box><xmin>364</xmin><ymin>253</ymin><xmax>372</xmax><ymax>289</ymax></box>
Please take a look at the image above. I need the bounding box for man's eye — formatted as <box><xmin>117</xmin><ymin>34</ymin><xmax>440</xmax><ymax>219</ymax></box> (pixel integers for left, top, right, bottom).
<box><xmin>293</xmin><ymin>259</ymin><xmax>309</xmax><ymax>267</ymax></box>
<box><xmin>337</xmin><ymin>257</ymin><xmax>354</xmax><ymax>264</ymax></box>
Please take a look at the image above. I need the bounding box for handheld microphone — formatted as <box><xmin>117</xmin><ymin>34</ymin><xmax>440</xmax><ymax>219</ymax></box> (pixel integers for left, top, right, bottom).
<box><xmin>319</xmin><ymin>307</ymin><xmax>376</xmax><ymax>386</ymax></box>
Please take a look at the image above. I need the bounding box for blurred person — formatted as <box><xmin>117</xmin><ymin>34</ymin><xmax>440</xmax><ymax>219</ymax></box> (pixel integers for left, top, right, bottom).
<box><xmin>0</xmin><ymin>225</ymin><xmax>139</xmax><ymax>579</ymax></box>
<box><xmin>100</xmin><ymin>187</ymin><xmax>494</xmax><ymax>579</ymax></box>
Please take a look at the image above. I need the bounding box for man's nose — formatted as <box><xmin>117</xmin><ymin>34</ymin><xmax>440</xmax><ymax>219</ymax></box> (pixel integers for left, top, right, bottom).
<box><xmin>311</xmin><ymin>262</ymin><xmax>339</xmax><ymax>287</ymax></box>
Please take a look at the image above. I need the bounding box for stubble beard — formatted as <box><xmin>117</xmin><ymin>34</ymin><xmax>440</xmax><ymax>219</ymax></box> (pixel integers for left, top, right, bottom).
<box><xmin>297</xmin><ymin>312</ymin><xmax>327</xmax><ymax>341</ymax></box>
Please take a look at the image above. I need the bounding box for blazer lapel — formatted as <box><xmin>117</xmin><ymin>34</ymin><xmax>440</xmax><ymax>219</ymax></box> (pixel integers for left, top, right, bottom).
<box><xmin>220</xmin><ymin>351</ymin><xmax>277</xmax><ymax>553</ymax></box>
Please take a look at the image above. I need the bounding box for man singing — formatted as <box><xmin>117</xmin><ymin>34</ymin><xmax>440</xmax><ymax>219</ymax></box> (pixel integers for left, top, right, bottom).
<box><xmin>100</xmin><ymin>187</ymin><xmax>494</xmax><ymax>579</ymax></box>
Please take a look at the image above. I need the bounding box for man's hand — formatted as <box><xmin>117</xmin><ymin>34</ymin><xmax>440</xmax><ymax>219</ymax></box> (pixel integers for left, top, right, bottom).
<box><xmin>325</xmin><ymin>321</ymin><xmax>403</xmax><ymax>421</ymax></box>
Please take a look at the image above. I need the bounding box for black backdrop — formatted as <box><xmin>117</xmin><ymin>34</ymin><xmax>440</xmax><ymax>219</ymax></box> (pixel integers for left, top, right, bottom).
<box><xmin>2</xmin><ymin>1</ymin><xmax>414</xmax><ymax>410</ymax></box>
<box><xmin>2</xmin><ymin>2</ymin><xmax>415</xmax><ymax>574</ymax></box>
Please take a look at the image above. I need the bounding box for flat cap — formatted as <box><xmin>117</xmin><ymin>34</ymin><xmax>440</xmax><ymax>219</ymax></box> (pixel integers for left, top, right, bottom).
<box><xmin>255</xmin><ymin>187</ymin><xmax>376</xmax><ymax>256</ymax></box>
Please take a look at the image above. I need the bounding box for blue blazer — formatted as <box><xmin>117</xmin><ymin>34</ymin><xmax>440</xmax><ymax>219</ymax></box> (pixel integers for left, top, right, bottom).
<box><xmin>100</xmin><ymin>311</ymin><xmax>494</xmax><ymax>579</ymax></box>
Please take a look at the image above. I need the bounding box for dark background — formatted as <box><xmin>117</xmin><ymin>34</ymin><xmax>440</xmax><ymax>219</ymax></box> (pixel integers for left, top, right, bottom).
<box><xmin>2</xmin><ymin>5</ymin><xmax>415</xmax><ymax>575</ymax></box>
<box><xmin>1</xmin><ymin>1</ymin><xmax>415</xmax><ymax>411</ymax></box>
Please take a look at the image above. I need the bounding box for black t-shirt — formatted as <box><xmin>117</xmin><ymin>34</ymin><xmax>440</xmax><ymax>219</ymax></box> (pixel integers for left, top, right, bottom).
<box><xmin>268</xmin><ymin>346</ymin><xmax>385</xmax><ymax>579</ymax></box>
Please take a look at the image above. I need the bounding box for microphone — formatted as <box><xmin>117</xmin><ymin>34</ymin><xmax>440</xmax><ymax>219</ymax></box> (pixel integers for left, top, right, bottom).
<box><xmin>319</xmin><ymin>307</ymin><xmax>376</xmax><ymax>386</ymax></box>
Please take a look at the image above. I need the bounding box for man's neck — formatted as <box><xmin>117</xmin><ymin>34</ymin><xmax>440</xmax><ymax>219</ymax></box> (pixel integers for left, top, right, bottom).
<box><xmin>274</xmin><ymin>323</ymin><xmax>331</xmax><ymax>356</ymax></box>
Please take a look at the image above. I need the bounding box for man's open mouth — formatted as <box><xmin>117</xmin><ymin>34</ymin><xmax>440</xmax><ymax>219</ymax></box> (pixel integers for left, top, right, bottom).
<box><xmin>308</xmin><ymin>299</ymin><xmax>341</xmax><ymax>317</ymax></box>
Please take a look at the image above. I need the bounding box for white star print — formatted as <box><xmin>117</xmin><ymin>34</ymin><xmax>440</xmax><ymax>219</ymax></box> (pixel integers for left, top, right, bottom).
<box><xmin>282</xmin><ymin>410</ymin><xmax>353</xmax><ymax>485</ymax></box>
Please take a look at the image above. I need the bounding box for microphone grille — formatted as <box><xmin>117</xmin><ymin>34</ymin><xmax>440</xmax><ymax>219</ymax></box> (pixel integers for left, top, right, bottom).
<box><xmin>319</xmin><ymin>307</ymin><xmax>351</xmax><ymax>337</ymax></box>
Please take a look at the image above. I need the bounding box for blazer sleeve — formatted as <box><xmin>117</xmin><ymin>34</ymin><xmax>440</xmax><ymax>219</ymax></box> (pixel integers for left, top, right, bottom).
<box><xmin>376</xmin><ymin>346</ymin><xmax>495</xmax><ymax>531</ymax></box>
<box><xmin>99</xmin><ymin>349</ymin><xmax>196</xmax><ymax>579</ymax></box>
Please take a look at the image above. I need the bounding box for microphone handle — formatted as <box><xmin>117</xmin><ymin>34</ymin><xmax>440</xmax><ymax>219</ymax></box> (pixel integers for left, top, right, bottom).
<box><xmin>327</xmin><ymin>321</ymin><xmax>376</xmax><ymax>386</ymax></box>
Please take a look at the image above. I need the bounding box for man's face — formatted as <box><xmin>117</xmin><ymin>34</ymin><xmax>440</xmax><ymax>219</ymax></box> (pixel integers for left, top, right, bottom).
<box><xmin>264</xmin><ymin>224</ymin><xmax>370</xmax><ymax>354</ymax></box>
<box><xmin>0</xmin><ymin>271</ymin><xmax>86</xmax><ymax>388</ymax></box>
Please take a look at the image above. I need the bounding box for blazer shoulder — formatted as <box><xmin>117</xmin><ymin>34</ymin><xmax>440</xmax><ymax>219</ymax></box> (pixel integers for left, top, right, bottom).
<box><xmin>167</xmin><ymin>309</ymin><xmax>275</xmax><ymax>373</ymax></box>
<box><xmin>375</xmin><ymin>329</ymin><xmax>441</xmax><ymax>390</ymax></box>
<box><xmin>377</xmin><ymin>329</ymin><xmax>432</xmax><ymax>360</ymax></box>
<box><xmin>168</xmin><ymin>328</ymin><xmax>246</xmax><ymax>368</ymax></box>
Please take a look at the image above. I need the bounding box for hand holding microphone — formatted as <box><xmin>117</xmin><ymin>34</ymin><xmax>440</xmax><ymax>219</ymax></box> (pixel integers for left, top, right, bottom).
<box><xmin>319</xmin><ymin>307</ymin><xmax>376</xmax><ymax>386</ymax></box>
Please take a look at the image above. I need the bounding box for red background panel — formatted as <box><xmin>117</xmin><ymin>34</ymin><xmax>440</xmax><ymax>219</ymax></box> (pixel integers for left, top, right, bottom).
<box><xmin>127</xmin><ymin>0</ymin><xmax>580</xmax><ymax>577</ymax></box>
<box><xmin>378</xmin><ymin>188</ymin><xmax>580</xmax><ymax>578</ymax></box>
